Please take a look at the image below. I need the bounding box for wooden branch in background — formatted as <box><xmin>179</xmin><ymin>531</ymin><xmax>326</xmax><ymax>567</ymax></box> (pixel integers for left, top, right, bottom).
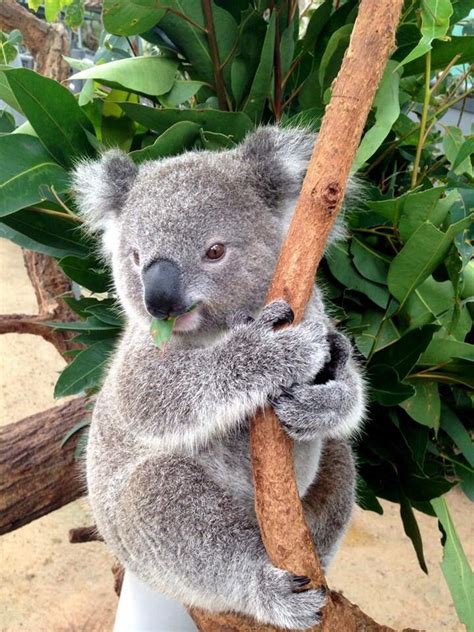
<box><xmin>0</xmin><ymin>398</ymin><xmax>88</xmax><ymax>535</ymax></box>
<box><xmin>0</xmin><ymin>0</ymin><xmax>69</xmax><ymax>80</ymax></box>
<box><xmin>192</xmin><ymin>0</ymin><xmax>405</xmax><ymax>630</ymax></box>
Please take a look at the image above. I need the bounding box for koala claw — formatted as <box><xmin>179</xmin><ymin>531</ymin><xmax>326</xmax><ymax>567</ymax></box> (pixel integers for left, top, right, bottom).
<box><xmin>291</xmin><ymin>574</ymin><xmax>311</xmax><ymax>591</ymax></box>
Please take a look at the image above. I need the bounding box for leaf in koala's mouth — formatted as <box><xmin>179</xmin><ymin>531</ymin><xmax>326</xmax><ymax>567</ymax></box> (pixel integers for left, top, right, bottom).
<box><xmin>150</xmin><ymin>317</ymin><xmax>176</xmax><ymax>348</ymax></box>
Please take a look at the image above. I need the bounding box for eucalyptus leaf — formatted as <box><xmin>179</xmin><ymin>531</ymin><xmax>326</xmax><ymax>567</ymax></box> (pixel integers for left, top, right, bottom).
<box><xmin>242</xmin><ymin>11</ymin><xmax>276</xmax><ymax>124</ymax></box>
<box><xmin>0</xmin><ymin>208</ymin><xmax>88</xmax><ymax>258</ymax></box>
<box><xmin>0</xmin><ymin>135</ymin><xmax>69</xmax><ymax>217</ymax></box>
<box><xmin>54</xmin><ymin>338</ymin><xmax>116</xmax><ymax>398</ymax></box>
<box><xmin>102</xmin><ymin>0</ymin><xmax>166</xmax><ymax>36</ymax></box>
<box><xmin>400</xmin><ymin>381</ymin><xmax>441</xmax><ymax>430</ymax></box>
<box><xmin>120</xmin><ymin>103</ymin><xmax>253</xmax><ymax>141</ymax></box>
<box><xmin>4</xmin><ymin>68</ymin><xmax>94</xmax><ymax>167</ymax></box>
<box><xmin>130</xmin><ymin>121</ymin><xmax>201</xmax><ymax>163</ymax></box>
<box><xmin>352</xmin><ymin>61</ymin><xmax>401</xmax><ymax>172</ymax></box>
<box><xmin>431</xmin><ymin>497</ymin><xmax>474</xmax><ymax>631</ymax></box>
<box><xmin>151</xmin><ymin>317</ymin><xmax>176</xmax><ymax>348</ymax></box>
<box><xmin>71</xmin><ymin>57</ymin><xmax>179</xmax><ymax>96</ymax></box>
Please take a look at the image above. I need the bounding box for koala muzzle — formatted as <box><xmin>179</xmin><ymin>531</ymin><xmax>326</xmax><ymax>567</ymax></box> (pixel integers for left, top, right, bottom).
<box><xmin>142</xmin><ymin>259</ymin><xmax>186</xmax><ymax>319</ymax></box>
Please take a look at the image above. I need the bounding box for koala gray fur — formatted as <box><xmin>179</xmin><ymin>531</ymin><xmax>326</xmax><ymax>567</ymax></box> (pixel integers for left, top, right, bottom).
<box><xmin>72</xmin><ymin>126</ymin><xmax>365</xmax><ymax>630</ymax></box>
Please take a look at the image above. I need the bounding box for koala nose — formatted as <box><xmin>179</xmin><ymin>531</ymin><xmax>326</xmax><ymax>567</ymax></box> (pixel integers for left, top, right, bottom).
<box><xmin>142</xmin><ymin>259</ymin><xmax>186</xmax><ymax>319</ymax></box>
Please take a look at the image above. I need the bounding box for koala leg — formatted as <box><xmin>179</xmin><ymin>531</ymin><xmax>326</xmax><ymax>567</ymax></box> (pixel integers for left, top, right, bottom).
<box><xmin>114</xmin><ymin>456</ymin><xmax>325</xmax><ymax>630</ymax></box>
<box><xmin>302</xmin><ymin>438</ymin><xmax>356</xmax><ymax>570</ymax></box>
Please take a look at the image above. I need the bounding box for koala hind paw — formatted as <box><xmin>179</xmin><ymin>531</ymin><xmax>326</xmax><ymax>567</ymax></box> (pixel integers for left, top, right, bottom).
<box><xmin>256</xmin><ymin>566</ymin><xmax>326</xmax><ymax>630</ymax></box>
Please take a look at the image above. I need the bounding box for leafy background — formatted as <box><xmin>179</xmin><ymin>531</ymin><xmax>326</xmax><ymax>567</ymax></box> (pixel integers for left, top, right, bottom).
<box><xmin>0</xmin><ymin>0</ymin><xmax>473</xmax><ymax>628</ymax></box>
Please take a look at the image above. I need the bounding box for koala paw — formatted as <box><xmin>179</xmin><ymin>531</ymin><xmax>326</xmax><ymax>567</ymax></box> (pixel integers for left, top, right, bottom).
<box><xmin>254</xmin><ymin>565</ymin><xmax>326</xmax><ymax>630</ymax></box>
<box><xmin>273</xmin><ymin>331</ymin><xmax>364</xmax><ymax>440</ymax></box>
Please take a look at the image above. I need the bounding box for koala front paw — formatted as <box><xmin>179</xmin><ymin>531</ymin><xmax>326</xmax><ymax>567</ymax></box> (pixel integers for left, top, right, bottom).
<box><xmin>254</xmin><ymin>565</ymin><xmax>326</xmax><ymax>630</ymax></box>
<box><xmin>252</xmin><ymin>300</ymin><xmax>330</xmax><ymax>389</ymax></box>
<box><xmin>273</xmin><ymin>331</ymin><xmax>364</xmax><ymax>440</ymax></box>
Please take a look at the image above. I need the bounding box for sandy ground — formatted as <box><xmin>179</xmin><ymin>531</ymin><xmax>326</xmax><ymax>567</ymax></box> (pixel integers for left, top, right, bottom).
<box><xmin>0</xmin><ymin>237</ymin><xmax>472</xmax><ymax>632</ymax></box>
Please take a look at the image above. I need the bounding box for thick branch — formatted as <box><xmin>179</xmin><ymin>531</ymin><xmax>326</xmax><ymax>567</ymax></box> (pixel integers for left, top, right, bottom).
<box><xmin>0</xmin><ymin>0</ymin><xmax>69</xmax><ymax>80</ymax></box>
<box><xmin>193</xmin><ymin>1</ymin><xmax>405</xmax><ymax>630</ymax></box>
<box><xmin>0</xmin><ymin>398</ymin><xmax>88</xmax><ymax>535</ymax></box>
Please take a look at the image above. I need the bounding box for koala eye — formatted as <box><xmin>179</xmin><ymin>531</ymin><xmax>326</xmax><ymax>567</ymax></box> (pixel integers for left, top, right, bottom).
<box><xmin>131</xmin><ymin>249</ymin><xmax>140</xmax><ymax>266</ymax></box>
<box><xmin>205</xmin><ymin>243</ymin><xmax>225</xmax><ymax>261</ymax></box>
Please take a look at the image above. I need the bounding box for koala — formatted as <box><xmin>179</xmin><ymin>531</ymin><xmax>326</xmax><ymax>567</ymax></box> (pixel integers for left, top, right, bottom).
<box><xmin>72</xmin><ymin>126</ymin><xmax>365</xmax><ymax>630</ymax></box>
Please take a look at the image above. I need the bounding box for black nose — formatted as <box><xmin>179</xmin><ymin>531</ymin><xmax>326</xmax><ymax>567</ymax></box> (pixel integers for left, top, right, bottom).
<box><xmin>142</xmin><ymin>259</ymin><xmax>186</xmax><ymax>319</ymax></box>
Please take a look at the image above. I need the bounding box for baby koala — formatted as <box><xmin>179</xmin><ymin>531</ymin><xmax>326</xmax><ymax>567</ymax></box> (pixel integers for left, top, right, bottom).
<box><xmin>73</xmin><ymin>126</ymin><xmax>365</xmax><ymax>630</ymax></box>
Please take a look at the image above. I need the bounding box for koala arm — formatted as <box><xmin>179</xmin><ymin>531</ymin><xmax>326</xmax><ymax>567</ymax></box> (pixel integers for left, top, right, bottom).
<box><xmin>110</xmin><ymin>301</ymin><xmax>329</xmax><ymax>453</ymax></box>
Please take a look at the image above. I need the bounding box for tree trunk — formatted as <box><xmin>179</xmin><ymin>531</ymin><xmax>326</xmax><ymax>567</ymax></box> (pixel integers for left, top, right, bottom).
<box><xmin>191</xmin><ymin>0</ymin><xmax>405</xmax><ymax>630</ymax></box>
<box><xmin>0</xmin><ymin>398</ymin><xmax>87</xmax><ymax>535</ymax></box>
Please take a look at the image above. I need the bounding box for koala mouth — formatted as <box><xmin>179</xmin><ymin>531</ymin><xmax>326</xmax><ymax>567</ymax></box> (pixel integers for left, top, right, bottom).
<box><xmin>173</xmin><ymin>304</ymin><xmax>202</xmax><ymax>333</ymax></box>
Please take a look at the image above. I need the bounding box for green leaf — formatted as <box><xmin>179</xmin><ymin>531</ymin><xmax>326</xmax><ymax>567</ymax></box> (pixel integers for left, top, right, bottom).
<box><xmin>397</xmin><ymin>0</ymin><xmax>454</xmax><ymax>68</ymax></box>
<box><xmin>326</xmin><ymin>241</ymin><xmax>389</xmax><ymax>308</ymax></box>
<box><xmin>398</xmin><ymin>189</ymin><xmax>457</xmax><ymax>242</ymax></box>
<box><xmin>443</xmin><ymin>127</ymin><xmax>473</xmax><ymax>177</ymax></box>
<box><xmin>370</xmin><ymin>364</ymin><xmax>415</xmax><ymax>406</ymax></box>
<box><xmin>352</xmin><ymin>61</ymin><xmax>401</xmax><ymax>172</ymax></box>
<box><xmin>431</xmin><ymin>496</ymin><xmax>474</xmax><ymax>631</ymax></box>
<box><xmin>120</xmin><ymin>103</ymin><xmax>253</xmax><ymax>142</ymax></box>
<box><xmin>59</xmin><ymin>255</ymin><xmax>111</xmax><ymax>293</ymax></box>
<box><xmin>356</xmin><ymin>476</ymin><xmax>384</xmax><ymax>514</ymax></box>
<box><xmin>387</xmin><ymin>217</ymin><xmax>473</xmax><ymax>308</ymax></box>
<box><xmin>242</xmin><ymin>11</ymin><xmax>276</xmax><ymax>124</ymax></box>
<box><xmin>402</xmin><ymin>35</ymin><xmax>474</xmax><ymax>75</ymax></box>
<box><xmin>0</xmin><ymin>208</ymin><xmax>88</xmax><ymax>258</ymax></box>
<box><xmin>64</xmin><ymin>0</ymin><xmax>85</xmax><ymax>28</ymax></box>
<box><xmin>400</xmin><ymin>488</ymin><xmax>428</xmax><ymax>573</ymax></box>
<box><xmin>319</xmin><ymin>23</ymin><xmax>353</xmax><ymax>94</ymax></box>
<box><xmin>71</xmin><ymin>57</ymin><xmax>179</xmax><ymax>97</ymax></box>
<box><xmin>452</xmin><ymin>137</ymin><xmax>474</xmax><ymax>172</ymax></box>
<box><xmin>440</xmin><ymin>404</ymin><xmax>474</xmax><ymax>468</ymax></box>
<box><xmin>84</xmin><ymin>302</ymin><xmax>123</xmax><ymax>327</ymax></box>
<box><xmin>347</xmin><ymin>309</ymin><xmax>400</xmax><ymax>358</ymax></box>
<box><xmin>299</xmin><ymin>0</ymin><xmax>333</xmax><ymax>55</ymax></box>
<box><xmin>102</xmin><ymin>0</ymin><xmax>166</xmax><ymax>36</ymax></box>
<box><xmin>130</xmin><ymin>121</ymin><xmax>201</xmax><ymax>163</ymax></box>
<box><xmin>420</xmin><ymin>336</ymin><xmax>474</xmax><ymax>365</ymax></box>
<box><xmin>400</xmin><ymin>381</ymin><xmax>441</xmax><ymax>430</ymax></box>
<box><xmin>0</xmin><ymin>135</ymin><xmax>69</xmax><ymax>217</ymax></box>
<box><xmin>48</xmin><ymin>316</ymin><xmax>118</xmax><ymax>331</ymax></box>
<box><xmin>54</xmin><ymin>339</ymin><xmax>116</xmax><ymax>398</ymax></box>
<box><xmin>150</xmin><ymin>316</ymin><xmax>176</xmax><ymax>347</ymax></box>
<box><xmin>350</xmin><ymin>237</ymin><xmax>390</xmax><ymax>284</ymax></box>
<box><xmin>371</xmin><ymin>325</ymin><xmax>438</xmax><ymax>380</ymax></box>
<box><xmin>4</xmin><ymin>68</ymin><xmax>93</xmax><ymax>167</ymax></box>
<box><xmin>0</xmin><ymin>71</ymin><xmax>22</xmax><ymax>113</ymax></box>
<box><xmin>159</xmin><ymin>80</ymin><xmax>206</xmax><ymax>107</ymax></box>
<box><xmin>157</xmin><ymin>0</ymin><xmax>238</xmax><ymax>92</ymax></box>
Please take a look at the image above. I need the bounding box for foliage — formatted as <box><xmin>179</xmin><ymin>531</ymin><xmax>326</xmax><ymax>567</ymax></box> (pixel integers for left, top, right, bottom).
<box><xmin>0</xmin><ymin>0</ymin><xmax>473</xmax><ymax>623</ymax></box>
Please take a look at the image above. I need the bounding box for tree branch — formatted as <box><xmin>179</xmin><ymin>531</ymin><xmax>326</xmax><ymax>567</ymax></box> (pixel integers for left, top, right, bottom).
<box><xmin>0</xmin><ymin>0</ymin><xmax>69</xmax><ymax>80</ymax></box>
<box><xmin>191</xmin><ymin>0</ymin><xmax>405</xmax><ymax>630</ymax></box>
<box><xmin>0</xmin><ymin>398</ymin><xmax>88</xmax><ymax>535</ymax></box>
<box><xmin>201</xmin><ymin>0</ymin><xmax>228</xmax><ymax>110</ymax></box>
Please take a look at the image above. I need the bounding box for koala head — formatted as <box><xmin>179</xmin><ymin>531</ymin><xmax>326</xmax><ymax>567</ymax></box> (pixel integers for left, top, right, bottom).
<box><xmin>72</xmin><ymin>127</ymin><xmax>315</xmax><ymax>336</ymax></box>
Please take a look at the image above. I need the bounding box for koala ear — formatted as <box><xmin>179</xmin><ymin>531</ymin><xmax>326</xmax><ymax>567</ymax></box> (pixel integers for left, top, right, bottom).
<box><xmin>71</xmin><ymin>149</ymin><xmax>138</xmax><ymax>234</ymax></box>
<box><xmin>239</xmin><ymin>126</ymin><xmax>315</xmax><ymax>211</ymax></box>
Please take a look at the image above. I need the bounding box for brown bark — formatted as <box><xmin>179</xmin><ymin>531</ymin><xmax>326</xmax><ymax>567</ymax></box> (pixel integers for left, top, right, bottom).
<box><xmin>0</xmin><ymin>398</ymin><xmax>88</xmax><ymax>535</ymax></box>
<box><xmin>0</xmin><ymin>0</ymin><xmax>69</xmax><ymax>80</ymax></box>
<box><xmin>191</xmin><ymin>0</ymin><xmax>405</xmax><ymax>630</ymax></box>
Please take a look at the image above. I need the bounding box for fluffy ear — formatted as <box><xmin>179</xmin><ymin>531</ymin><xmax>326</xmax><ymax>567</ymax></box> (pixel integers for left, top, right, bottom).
<box><xmin>239</xmin><ymin>126</ymin><xmax>315</xmax><ymax>210</ymax></box>
<box><xmin>71</xmin><ymin>149</ymin><xmax>138</xmax><ymax>233</ymax></box>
